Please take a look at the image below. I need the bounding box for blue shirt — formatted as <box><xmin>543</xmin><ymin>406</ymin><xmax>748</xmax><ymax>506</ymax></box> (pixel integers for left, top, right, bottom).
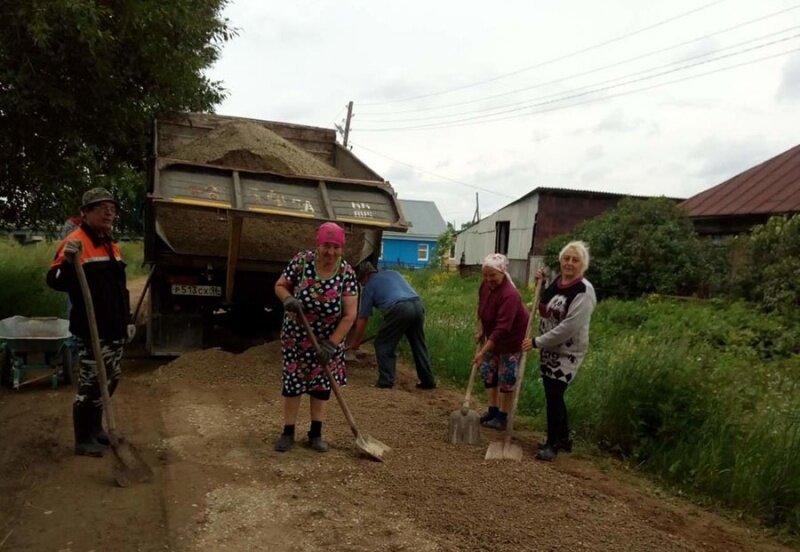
<box><xmin>358</xmin><ymin>270</ymin><xmax>419</xmax><ymax>318</ymax></box>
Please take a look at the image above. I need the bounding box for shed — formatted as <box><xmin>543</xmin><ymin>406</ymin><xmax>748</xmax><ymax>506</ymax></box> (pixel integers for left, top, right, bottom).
<box><xmin>454</xmin><ymin>187</ymin><xmax>633</xmax><ymax>284</ymax></box>
<box><xmin>380</xmin><ymin>199</ymin><xmax>447</xmax><ymax>269</ymax></box>
<box><xmin>680</xmin><ymin>144</ymin><xmax>800</xmax><ymax>236</ymax></box>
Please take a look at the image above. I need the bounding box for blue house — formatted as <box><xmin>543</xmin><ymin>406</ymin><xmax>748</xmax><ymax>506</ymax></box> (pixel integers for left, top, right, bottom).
<box><xmin>379</xmin><ymin>199</ymin><xmax>447</xmax><ymax>269</ymax></box>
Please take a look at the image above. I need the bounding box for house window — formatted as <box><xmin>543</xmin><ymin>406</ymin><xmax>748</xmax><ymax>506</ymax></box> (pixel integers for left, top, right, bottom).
<box><xmin>495</xmin><ymin>221</ymin><xmax>510</xmax><ymax>255</ymax></box>
<box><xmin>417</xmin><ymin>243</ymin><xmax>429</xmax><ymax>262</ymax></box>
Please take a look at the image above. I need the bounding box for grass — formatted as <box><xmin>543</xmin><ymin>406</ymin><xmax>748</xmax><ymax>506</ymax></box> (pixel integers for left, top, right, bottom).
<box><xmin>0</xmin><ymin>238</ymin><xmax>148</xmax><ymax>320</ymax></box>
<box><xmin>398</xmin><ymin>269</ymin><xmax>800</xmax><ymax>538</ymax></box>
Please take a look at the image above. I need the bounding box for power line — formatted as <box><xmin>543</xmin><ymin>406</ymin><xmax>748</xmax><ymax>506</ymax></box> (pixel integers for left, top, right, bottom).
<box><xmin>355</xmin><ymin>40</ymin><xmax>800</xmax><ymax>132</ymax></box>
<box><xmin>358</xmin><ymin>3</ymin><xmax>800</xmax><ymax>117</ymax></box>
<box><xmin>357</xmin><ymin>25</ymin><xmax>800</xmax><ymax>125</ymax></box>
<box><xmin>358</xmin><ymin>0</ymin><xmax>730</xmax><ymax>107</ymax></box>
<box><xmin>350</xmin><ymin>143</ymin><xmax>517</xmax><ymax>199</ymax></box>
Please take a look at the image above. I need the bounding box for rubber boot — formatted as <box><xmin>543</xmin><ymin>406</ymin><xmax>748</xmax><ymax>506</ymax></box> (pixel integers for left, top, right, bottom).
<box><xmin>91</xmin><ymin>406</ymin><xmax>110</xmax><ymax>446</ymax></box>
<box><xmin>73</xmin><ymin>404</ymin><xmax>107</xmax><ymax>457</ymax></box>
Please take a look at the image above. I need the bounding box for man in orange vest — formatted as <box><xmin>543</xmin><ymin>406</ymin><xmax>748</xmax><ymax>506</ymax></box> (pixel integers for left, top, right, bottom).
<box><xmin>47</xmin><ymin>188</ymin><xmax>134</xmax><ymax>457</ymax></box>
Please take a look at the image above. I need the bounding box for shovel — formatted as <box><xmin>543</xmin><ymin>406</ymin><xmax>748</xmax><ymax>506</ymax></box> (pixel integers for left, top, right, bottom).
<box><xmin>447</xmin><ymin>344</ymin><xmax>482</xmax><ymax>445</ymax></box>
<box><xmin>297</xmin><ymin>309</ymin><xmax>390</xmax><ymax>462</ymax></box>
<box><xmin>485</xmin><ymin>278</ymin><xmax>543</xmax><ymax>462</ymax></box>
<box><xmin>66</xmin><ymin>244</ymin><xmax>154</xmax><ymax>486</ymax></box>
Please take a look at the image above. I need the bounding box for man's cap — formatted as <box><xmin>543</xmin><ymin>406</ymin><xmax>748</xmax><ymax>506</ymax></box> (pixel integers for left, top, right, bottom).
<box><xmin>81</xmin><ymin>187</ymin><xmax>119</xmax><ymax>210</ymax></box>
<box><xmin>356</xmin><ymin>261</ymin><xmax>378</xmax><ymax>280</ymax></box>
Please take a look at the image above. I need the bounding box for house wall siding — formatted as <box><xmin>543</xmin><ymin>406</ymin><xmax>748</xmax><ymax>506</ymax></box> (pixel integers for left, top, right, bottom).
<box><xmin>533</xmin><ymin>195</ymin><xmax>623</xmax><ymax>255</ymax></box>
<box><xmin>454</xmin><ymin>197</ymin><xmax>539</xmax><ymax>264</ymax></box>
<box><xmin>380</xmin><ymin>238</ymin><xmax>438</xmax><ymax>269</ymax></box>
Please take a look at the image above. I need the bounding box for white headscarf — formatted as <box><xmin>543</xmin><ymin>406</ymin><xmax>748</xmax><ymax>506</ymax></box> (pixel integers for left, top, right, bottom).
<box><xmin>482</xmin><ymin>253</ymin><xmax>516</xmax><ymax>288</ymax></box>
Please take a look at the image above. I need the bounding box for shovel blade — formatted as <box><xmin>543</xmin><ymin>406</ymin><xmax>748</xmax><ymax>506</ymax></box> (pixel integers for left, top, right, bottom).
<box><xmin>355</xmin><ymin>433</ymin><xmax>390</xmax><ymax>462</ymax></box>
<box><xmin>484</xmin><ymin>440</ymin><xmax>506</xmax><ymax>460</ymax></box>
<box><xmin>448</xmin><ymin>409</ymin><xmax>481</xmax><ymax>445</ymax></box>
<box><xmin>503</xmin><ymin>442</ymin><xmax>523</xmax><ymax>462</ymax></box>
<box><xmin>109</xmin><ymin>435</ymin><xmax>153</xmax><ymax>487</ymax></box>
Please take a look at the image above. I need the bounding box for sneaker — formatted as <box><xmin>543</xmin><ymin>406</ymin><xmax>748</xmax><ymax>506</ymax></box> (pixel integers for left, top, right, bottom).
<box><xmin>479</xmin><ymin>410</ymin><xmax>496</xmax><ymax>424</ymax></box>
<box><xmin>415</xmin><ymin>381</ymin><xmax>436</xmax><ymax>390</ymax></box>
<box><xmin>535</xmin><ymin>444</ymin><xmax>558</xmax><ymax>462</ymax></box>
<box><xmin>481</xmin><ymin>417</ymin><xmax>507</xmax><ymax>431</ymax></box>
<box><xmin>374</xmin><ymin>383</ymin><xmax>393</xmax><ymax>389</ymax></box>
<box><xmin>308</xmin><ymin>436</ymin><xmax>328</xmax><ymax>453</ymax></box>
<box><xmin>273</xmin><ymin>434</ymin><xmax>294</xmax><ymax>452</ymax></box>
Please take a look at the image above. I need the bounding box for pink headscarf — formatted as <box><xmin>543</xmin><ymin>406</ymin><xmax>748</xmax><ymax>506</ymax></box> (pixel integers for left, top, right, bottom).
<box><xmin>316</xmin><ymin>222</ymin><xmax>346</xmax><ymax>247</ymax></box>
<box><xmin>482</xmin><ymin>253</ymin><xmax>516</xmax><ymax>288</ymax></box>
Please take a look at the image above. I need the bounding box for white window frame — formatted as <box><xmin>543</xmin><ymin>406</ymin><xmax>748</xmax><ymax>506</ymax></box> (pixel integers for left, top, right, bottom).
<box><xmin>417</xmin><ymin>243</ymin><xmax>429</xmax><ymax>262</ymax></box>
<box><xmin>380</xmin><ymin>241</ymin><xmax>384</xmax><ymax>259</ymax></box>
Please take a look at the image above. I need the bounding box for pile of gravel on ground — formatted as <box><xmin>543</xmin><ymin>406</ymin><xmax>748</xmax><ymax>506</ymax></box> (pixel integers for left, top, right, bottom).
<box><xmin>155</xmin><ymin>342</ymin><xmax>283</xmax><ymax>386</ymax></box>
<box><xmin>170</xmin><ymin>121</ymin><xmax>341</xmax><ymax>178</ymax></box>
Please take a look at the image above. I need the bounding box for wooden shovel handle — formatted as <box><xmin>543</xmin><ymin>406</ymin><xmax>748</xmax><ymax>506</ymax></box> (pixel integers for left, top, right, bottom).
<box><xmin>65</xmin><ymin>245</ymin><xmax>118</xmax><ymax>434</ymax></box>
<box><xmin>462</xmin><ymin>343</ymin><xmax>482</xmax><ymax>413</ymax></box>
<box><xmin>503</xmin><ymin>278</ymin><xmax>544</xmax><ymax>444</ymax></box>
<box><xmin>296</xmin><ymin>309</ymin><xmax>361</xmax><ymax>439</ymax></box>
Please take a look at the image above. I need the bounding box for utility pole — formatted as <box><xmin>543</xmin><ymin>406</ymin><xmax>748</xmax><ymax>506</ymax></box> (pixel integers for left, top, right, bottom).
<box><xmin>471</xmin><ymin>192</ymin><xmax>480</xmax><ymax>224</ymax></box>
<box><xmin>343</xmin><ymin>101</ymin><xmax>354</xmax><ymax>148</ymax></box>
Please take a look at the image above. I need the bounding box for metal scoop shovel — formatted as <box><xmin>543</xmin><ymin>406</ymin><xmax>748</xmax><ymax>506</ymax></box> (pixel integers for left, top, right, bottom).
<box><xmin>297</xmin><ymin>309</ymin><xmax>390</xmax><ymax>462</ymax></box>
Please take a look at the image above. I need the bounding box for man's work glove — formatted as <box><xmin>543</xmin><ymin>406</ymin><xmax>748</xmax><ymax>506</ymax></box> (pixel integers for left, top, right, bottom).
<box><xmin>126</xmin><ymin>324</ymin><xmax>137</xmax><ymax>343</ymax></box>
<box><xmin>282</xmin><ymin>296</ymin><xmax>303</xmax><ymax>314</ymax></box>
<box><xmin>316</xmin><ymin>340</ymin><xmax>337</xmax><ymax>365</ymax></box>
<box><xmin>64</xmin><ymin>240</ymin><xmax>81</xmax><ymax>260</ymax></box>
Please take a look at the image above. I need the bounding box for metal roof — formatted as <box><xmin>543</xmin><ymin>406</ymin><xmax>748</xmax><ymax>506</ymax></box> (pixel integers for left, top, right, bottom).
<box><xmin>384</xmin><ymin>199</ymin><xmax>447</xmax><ymax>239</ymax></box>
<box><xmin>680</xmin><ymin>144</ymin><xmax>800</xmax><ymax>217</ymax></box>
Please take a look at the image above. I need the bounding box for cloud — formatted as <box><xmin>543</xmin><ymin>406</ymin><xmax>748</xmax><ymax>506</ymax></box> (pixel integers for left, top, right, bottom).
<box><xmin>777</xmin><ymin>53</ymin><xmax>800</xmax><ymax>102</ymax></box>
<box><xmin>583</xmin><ymin>144</ymin><xmax>605</xmax><ymax>160</ymax></box>
<box><xmin>688</xmin><ymin>137</ymin><xmax>772</xmax><ymax>184</ymax></box>
<box><xmin>384</xmin><ymin>163</ymin><xmax>416</xmax><ymax>182</ymax></box>
<box><xmin>593</xmin><ymin>108</ymin><xmax>658</xmax><ymax>134</ymax></box>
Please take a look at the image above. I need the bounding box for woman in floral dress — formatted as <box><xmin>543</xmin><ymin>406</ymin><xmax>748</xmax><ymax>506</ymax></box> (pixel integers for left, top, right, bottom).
<box><xmin>273</xmin><ymin>222</ymin><xmax>358</xmax><ymax>453</ymax></box>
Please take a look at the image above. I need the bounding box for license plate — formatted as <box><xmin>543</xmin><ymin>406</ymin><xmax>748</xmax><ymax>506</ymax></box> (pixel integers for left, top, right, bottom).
<box><xmin>170</xmin><ymin>284</ymin><xmax>222</xmax><ymax>297</ymax></box>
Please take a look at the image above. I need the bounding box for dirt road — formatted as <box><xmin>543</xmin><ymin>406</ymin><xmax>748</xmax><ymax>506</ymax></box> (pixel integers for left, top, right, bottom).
<box><xmin>0</xmin><ymin>339</ymin><xmax>793</xmax><ymax>552</ymax></box>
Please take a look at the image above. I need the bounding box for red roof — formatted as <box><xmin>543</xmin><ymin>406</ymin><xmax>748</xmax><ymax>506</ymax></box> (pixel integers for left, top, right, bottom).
<box><xmin>680</xmin><ymin>144</ymin><xmax>800</xmax><ymax>217</ymax></box>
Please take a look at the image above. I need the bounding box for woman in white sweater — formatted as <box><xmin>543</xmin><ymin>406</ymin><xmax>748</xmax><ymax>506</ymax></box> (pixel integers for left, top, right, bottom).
<box><xmin>523</xmin><ymin>240</ymin><xmax>597</xmax><ymax>461</ymax></box>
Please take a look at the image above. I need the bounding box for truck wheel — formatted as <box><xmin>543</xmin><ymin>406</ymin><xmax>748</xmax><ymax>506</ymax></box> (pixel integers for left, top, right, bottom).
<box><xmin>0</xmin><ymin>346</ymin><xmax>10</xmax><ymax>388</ymax></box>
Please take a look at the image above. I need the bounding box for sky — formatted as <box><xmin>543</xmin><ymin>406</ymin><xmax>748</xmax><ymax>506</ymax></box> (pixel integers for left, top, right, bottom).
<box><xmin>206</xmin><ymin>0</ymin><xmax>800</xmax><ymax>226</ymax></box>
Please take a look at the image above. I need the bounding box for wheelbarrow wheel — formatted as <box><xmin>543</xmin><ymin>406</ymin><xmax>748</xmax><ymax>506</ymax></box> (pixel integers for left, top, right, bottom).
<box><xmin>60</xmin><ymin>346</ymin><xmax>75</xmax><ymax>386</ymax></box>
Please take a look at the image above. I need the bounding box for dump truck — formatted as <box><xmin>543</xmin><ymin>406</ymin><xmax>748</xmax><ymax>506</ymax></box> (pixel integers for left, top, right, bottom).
<box><xmin>144</xmin><ymin>112</ymin><xmax>408</xmax><ymax>355</ymax></box>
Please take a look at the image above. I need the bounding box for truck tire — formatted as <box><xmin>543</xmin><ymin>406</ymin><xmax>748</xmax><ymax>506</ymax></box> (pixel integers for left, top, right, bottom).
<box><xmin>60</xmin><ymin>346</ymin><xmax>75</xmax><ymax>386</ymax></box>
<box><xmin>0</xmin><ymin>345</ymin><xmax>10</xmax><ymax>389</ymax></box>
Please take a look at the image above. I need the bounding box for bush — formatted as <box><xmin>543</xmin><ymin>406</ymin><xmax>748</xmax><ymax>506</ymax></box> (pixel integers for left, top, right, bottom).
<box><xmin>734</xmin><ymin>215</ymin><xmax>800</xmax><ymax>314</ymax></box>
<box><xmin>544</xmin><ymin>197</ymin><xmax>704</xmax><ymax>298</ymax></box>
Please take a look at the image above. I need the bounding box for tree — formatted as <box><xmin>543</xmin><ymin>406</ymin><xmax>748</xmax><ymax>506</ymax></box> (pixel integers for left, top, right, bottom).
<box><xmin>543</xmin><ymin>197</ymin><xmax>704</xmax><ymax>298</ymax></box>
<box><xmin>435</xmin><ymin>222</ymin><xmax>456</xmax><ymax>268</ymax></box>
<box><xmin>0</xmin><ymin>0</ymin><xmax>234</xmax><ymax>231</ymax></box>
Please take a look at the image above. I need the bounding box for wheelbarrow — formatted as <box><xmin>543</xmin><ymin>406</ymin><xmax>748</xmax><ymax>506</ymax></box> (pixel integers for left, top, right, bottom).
<box><xmin>0</xmin><ymin>316</ymin><xmax>76</xmax><ymax>389</ymax></box>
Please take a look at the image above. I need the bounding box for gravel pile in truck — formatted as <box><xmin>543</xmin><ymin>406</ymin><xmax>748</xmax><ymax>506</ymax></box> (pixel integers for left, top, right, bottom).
<box><xmin>169</xmin><ymin>120</ymin><xmax>342</xmax><ymax>178</ymax></box>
